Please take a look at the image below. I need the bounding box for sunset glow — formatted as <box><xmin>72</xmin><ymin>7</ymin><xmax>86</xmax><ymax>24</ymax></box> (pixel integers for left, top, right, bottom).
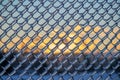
<box><xmin>0</xmin><ymin>25</ymin><xmax>120</xmax><ymax>55</ymax></box>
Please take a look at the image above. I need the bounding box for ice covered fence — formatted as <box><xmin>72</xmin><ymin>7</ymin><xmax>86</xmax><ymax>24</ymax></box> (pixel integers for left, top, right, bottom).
<box><xmin>0</xmin><ymin>0</ymin><xmax>120</xmax><ymax>80</ymax></box>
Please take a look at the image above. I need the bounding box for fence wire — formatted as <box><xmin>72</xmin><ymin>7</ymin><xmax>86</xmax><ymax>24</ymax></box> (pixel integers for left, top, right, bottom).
<box><xmin>0</xmin><ymin>0</ymin><xmax>120</xmax><ymax>80</ymax></box>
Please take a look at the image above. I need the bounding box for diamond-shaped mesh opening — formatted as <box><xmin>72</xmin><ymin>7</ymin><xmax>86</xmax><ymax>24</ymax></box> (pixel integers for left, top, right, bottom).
<box><xmin>0</xmin><ymin>0</ymin><xmax>120</xmax><ymax>80</ymax></box>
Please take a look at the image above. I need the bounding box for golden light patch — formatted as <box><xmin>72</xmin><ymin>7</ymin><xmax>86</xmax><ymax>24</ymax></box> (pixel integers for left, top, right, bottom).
<box><xmin>94</xmin><ymin>38</ymin><xmax>101</xmax><ymax>44</ymax></box>
<box><xmin>84</xmin><ymin>37</ymin><xmax>91</xmax><ymax>44</ymax></box>
<box><xmin>58</xmin><ymin>43</ymin><xmax>65</xmax><ymax>50</ymax></box>
<box><xmin>54</xmin><ymin>38</ymin><xmax>60</xmax><ymax>44</ymax></box>
<box><xmin>74</xmin><ymin>37</ymin><xmax>81</xmax><ymax>44</ymax></box>
<box><xmin>3</xmin><ymin>48</ymin><xmax>8</xmax><ymax>53</ymax></box>
<box><xmin>84</xmin><ymin>26</ymin><xmax>91</xmax><ymax>32</ymax></box>
<box><xmin>44</xmin><ymin>49</ymin><xmax>50</xmax><ymax>54</ymax></box>
<box><xmin>28</xmin><ymin>42</ymin><xmax>35</xmax><ymax>49</ymax></box>
<box><xmin>54</xmin><ymin>49</ymin><xmax>61</xmax><ymax>55</ymax></box>
<box><xmin>79</xmin><ymin>31</ymin><xmax>86</xmax><ymax>37</ymax></box>
<box><xmin>25</xmin><ymin>48</ymin><xmax>31</xmax><ymax>53</ymax></box>
<box><xmin>64</xmin><ymin>37</ymin><xmax>71</xmax><ymax>43</ymax></box>
<box><xmin>63</xmin><ymin>49</ymin><xmax>71</xmax><ymax>55</ymax></box>
<box><xmin>23</xmin><ymin>37</ymin><xmax>30</xmax><ymax>43</ymax></box>
<box><xmin>69</xmin><ymin>43</ymin><xmax>76</xmax><ymax>50</ymax></box>
<box><xmin>94</xmin><ymin>26</ymin><xmax>101</xmax><ymax>32</ymax></box>
<box><xmin>74</xmin><ymin>49</ymin><xmax>81</xmax><ymax>54</ymax></box>
<box><xmin>107</xmin><ymin>44</ymin><xmax>114</xmax><ymax>50</ymax></box>
<box><xmin>88</xmin><ymin>44</ymin><xmax>96</xmax><ymax>51</ymax></box>
<box><xmin>117</xmin><ymin>33</ymin><xmax>120</xmax><ymax>39</ymax></box>
<box><xmin>79</xmin><ymin>43</ymin><xmax>86</xmax><ymax>50</ymax></box>
<box><xmin>49</xmin><ymin>43</ymin><xmax>56</xmax><ymax>49</ymax></box>
<box><xmin>44</xmin><ymin>37</ymin><xmax>51</xmax><ymax>44</ymax></box>
<box><xmin>33</xmin><ymin>37</ymin><xmax>41</xmax><ymax>43</ymax></box>
<box><xmin>17</xmin><ymin>42</ymin><xmax>25</xmax><ymax>50</ymax></box>
<box><xmin>59</xmin><ymin>31</ymin><xmax>66</xmax><ymax>38</ymax></box>
<box><xmin>116</xmin><ymin>44</ymin><xmax>120</xmax><ymax>50</ymax></box>
<box><xmin>112</xmin><ymin>38</ymin><xmax>118</xmax><ymax>44</ymax></box>
<box><xmin>38</xmin><ymin>43</ymin><xmax>46</xmax><ymax>49</ymax></box>
<box><xmin>69</xmin><ymin>31</ymin><xmax>76</xmax><ymax>38</ymax></box>
<box><xmin>74</xmin><ymin>25</ymin><xmax>81</xmax><ymax>32</ymax></box>
<box><xmin>7</xmin><ymin>42</ymin><xmax>14</xmax><ymax>49</ymax></box>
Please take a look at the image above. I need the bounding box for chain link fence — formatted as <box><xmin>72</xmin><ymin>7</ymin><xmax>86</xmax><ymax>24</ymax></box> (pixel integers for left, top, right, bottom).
<box><xmin>0</xmin><ymin>0</ymin><xmax>120</xmax><ymax>80</ymax></box>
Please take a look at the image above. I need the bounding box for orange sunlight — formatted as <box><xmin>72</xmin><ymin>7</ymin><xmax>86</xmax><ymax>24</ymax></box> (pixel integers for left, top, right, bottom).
<box><xmin>0</xmin><ymin>25</ymin><xmax>120</xmax><ymax>55</ymax></box>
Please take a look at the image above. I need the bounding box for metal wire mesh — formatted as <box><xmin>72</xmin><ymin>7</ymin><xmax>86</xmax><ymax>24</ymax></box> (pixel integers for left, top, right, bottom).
<box><xmin>0</xmin><ymin>0</ymin><xmax>120</xmax><ymax>80</ymax></box>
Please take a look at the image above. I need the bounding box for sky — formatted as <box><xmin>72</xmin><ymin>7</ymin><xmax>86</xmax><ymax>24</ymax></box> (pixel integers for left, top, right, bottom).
<box><xmin>0</xmin><ymin>0</ymin><xmax>120</xmax><ymax>55</ymax></box>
